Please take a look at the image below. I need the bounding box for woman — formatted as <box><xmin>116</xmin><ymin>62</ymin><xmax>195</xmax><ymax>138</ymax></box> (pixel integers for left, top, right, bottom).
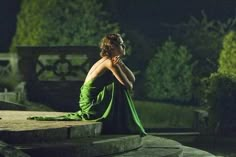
<box><xmin>28</xmin><ymin>33</ymin><xmax>146</xmax><ymax>135</ymax></box>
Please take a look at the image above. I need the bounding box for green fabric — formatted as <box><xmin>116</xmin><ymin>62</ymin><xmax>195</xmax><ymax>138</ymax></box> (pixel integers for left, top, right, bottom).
<box><xmin>28</xmin><ymin>71</ymin><xmax>146</xmax><ymax>135</ymax></box>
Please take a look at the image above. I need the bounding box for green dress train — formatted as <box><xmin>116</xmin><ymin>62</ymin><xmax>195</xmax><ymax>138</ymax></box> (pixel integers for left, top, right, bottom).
<box><xmin>28</xmin><ymin>71</ymin><xmax>146</xmax><ymax>135</ymax></box>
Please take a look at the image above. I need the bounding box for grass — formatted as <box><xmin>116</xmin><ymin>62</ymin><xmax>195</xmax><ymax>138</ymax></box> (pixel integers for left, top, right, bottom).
<box><xmin>134</xmin><ymin>100</ymin><xmax>199</xmax><ymax>129</ymax></box>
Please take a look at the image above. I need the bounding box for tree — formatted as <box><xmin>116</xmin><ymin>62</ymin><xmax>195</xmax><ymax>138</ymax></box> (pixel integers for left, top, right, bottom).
<box><xmin>145</xmin><ymin>39</ymin><xmax>195</xmax><ymax>103</ymax></box>
<box><xmin>164</xmin><ymin>11</ymin><xmax>236</xmax><ymax>78</ymax></box>
<box><xmin>11</xmin><ymin>0</ymin><xmax>120</xmax><ymax>51</ymax></box>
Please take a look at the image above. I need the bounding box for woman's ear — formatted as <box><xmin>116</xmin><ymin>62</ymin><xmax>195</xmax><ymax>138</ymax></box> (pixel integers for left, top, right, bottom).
<box><xmin>110</xmin><ymin>45</ymin><xmax>115</xmax><ymax>50</ymax></box>
<box><xmin>103</xmin><ymin>45</ymin><xmax>111</xmax><ymax>51</ymax></box>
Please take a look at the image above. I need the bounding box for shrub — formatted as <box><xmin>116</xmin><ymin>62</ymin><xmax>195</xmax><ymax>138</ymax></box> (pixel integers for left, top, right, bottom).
<box><xmin>203</xmin><ymin>73</ymin><xmax>236</xmax><ymax>134</ymax></box>
<box><xmin>145</xmin><ymin>39</ymin><xmax>195</xmax><ymax>103</ymax></box>
<box><xmin>218</xmin><ymin>31</ymin><xmax>236</xmax><ymax>75</ymax></box>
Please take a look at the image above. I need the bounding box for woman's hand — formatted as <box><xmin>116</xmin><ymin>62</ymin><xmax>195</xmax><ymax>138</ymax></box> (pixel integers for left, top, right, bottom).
<box><xmin>111</xmin><ymin>56</ymin><xmax>119</xmax><ymax>65</ymax></box>
<box><xmin>112</xmin><ymin>56</ymin><xmax>124</xmax><ymax>66</ymax></box>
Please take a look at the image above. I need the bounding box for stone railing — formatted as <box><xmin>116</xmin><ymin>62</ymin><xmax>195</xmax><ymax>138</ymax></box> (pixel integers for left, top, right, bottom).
<box><xmin>0</xmin><ymin>53</ymin><xmax>23</xmax><ymax>103</ymax></box>
<box><xmin>17</xmin><ymin>46</ymin><xmax>100</xmax><ymax>111</ymax></box>
<box><xmin>0</xmin><ymin>88</ymin><xmax>22</xmax><ymax>103</ymax></box>
<box><xmin>0</xmin><ymin>53</ymin><xmax>18</xmax><ymax>77</ymax></box>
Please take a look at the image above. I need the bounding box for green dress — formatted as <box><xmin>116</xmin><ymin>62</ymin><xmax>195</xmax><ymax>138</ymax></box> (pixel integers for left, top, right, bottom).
<box><xmin>28</xmin><ymin>71</ymin><xmax>146</xmax><ymax>135</ymax></box>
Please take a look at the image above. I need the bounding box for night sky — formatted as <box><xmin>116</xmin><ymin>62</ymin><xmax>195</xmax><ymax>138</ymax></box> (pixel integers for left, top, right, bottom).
<box><xmin>0</xmin><ymin>0</ymin><xmax>235</xmax><ymax>52</ymax></box>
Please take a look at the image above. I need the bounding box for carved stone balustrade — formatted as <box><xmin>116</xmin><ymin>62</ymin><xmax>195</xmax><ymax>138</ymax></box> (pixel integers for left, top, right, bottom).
<box><xmin>17</xmin><ymin>46</ymin><xmax>99</xmax><ymax>111</ymax></box>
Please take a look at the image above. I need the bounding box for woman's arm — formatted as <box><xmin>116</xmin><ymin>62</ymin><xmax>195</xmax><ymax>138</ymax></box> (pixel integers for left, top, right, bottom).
<box><xmin>117</xmin><ymin>60</ymin><xmax>135</xmax><ymax>83</ymax></box>
<box><xmin>112</xmin><ymin>57</ymin><xmax>135</xmax><ymax>83</ymax></box>
<box><xmin>105</xmin><ymin>59</ymin><xmax>133</xmax><ymax>90</ymax></box>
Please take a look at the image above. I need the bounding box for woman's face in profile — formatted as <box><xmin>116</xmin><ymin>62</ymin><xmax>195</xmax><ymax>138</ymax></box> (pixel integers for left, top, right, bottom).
<box><xmin>113</xmin><ymin>37</ymin><xmax>126</xmax><ymax>57</ymax></box>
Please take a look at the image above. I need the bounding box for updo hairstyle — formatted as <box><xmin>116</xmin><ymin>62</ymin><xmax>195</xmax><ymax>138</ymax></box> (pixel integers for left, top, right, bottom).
<box><xmin>100</xmin><ymin>33</ymin><xmax>122</xmax><ymax>57</ymax></box>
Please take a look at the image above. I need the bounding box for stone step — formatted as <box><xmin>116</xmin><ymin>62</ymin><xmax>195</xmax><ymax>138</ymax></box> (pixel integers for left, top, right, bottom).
<box><xmin>149</xmin><ymin>132</ymin><xmax>200</xmax><ymax>136</ymax></box>
<box><xmin>112</xmin><ymin>135</ymin><xmax>183</xmax><ymax>157</ymax></box>
<box><xmin>0</xmin><ymin>111</ymin><xmax>102</xmax><ymax>144</ymax></box>
<box><xmin>0</xmin><ymin>101</ymin><xmax>27</xmax><ymax>110</ymax></box>
<box><xmin>15</xmin><ymin>135</ymin><xmax>142</xmax><ymax>157</ymax></box>
<box><xmin>110</xmin><ymin>135</ymin><xmax>218</xmax><ymax>157</ymax></box>
<box><xmin>0</xmin><ymin>140</ymin><xmax>30</xmax><ymax>157</ymax></box>
<box><xmin>181</xmin><ymin>146</ymin><xmax>216</xmax><ymax>157</ymax></box>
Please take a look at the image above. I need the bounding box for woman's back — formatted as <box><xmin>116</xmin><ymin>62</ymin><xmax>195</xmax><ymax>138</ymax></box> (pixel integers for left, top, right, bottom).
<box><xmin>84</xmin><ymin>57</ymin><xmax>109</xmax><ymax>84</ymax></box>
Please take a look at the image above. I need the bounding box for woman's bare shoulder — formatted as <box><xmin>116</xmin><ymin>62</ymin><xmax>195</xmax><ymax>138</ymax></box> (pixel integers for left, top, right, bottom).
<box><xmin>103</xmin><ymin>58</ymin><xmax>113</xmax><ymax>67</ymax></box>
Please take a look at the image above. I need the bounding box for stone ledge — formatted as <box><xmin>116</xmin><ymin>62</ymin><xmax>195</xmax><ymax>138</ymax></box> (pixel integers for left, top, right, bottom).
<box><xmin>0</xmin><ymin>141</ymin><xmax>30</xmax><ymax>157</ymax></box>
<box><xmin>15</xmin><ymin>135</ymin><xmax>142</xmax><ymax>157</ymax></box>
<box><xmin>0</xmin><ymin>111</ymin><xmax>102</xmax><ymax>144</ymax></box>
